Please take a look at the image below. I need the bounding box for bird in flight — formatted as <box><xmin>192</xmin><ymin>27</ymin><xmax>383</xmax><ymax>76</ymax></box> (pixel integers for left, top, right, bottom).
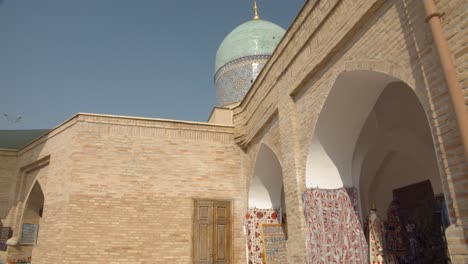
<box><xmin>2</xmin><ymin>113</ymin><xmax>22</xmax><ymax>124</ymax></box>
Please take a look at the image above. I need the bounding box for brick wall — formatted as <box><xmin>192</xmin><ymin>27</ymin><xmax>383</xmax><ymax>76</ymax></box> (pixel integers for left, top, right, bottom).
<box><xmin>437</xmin><ymin>0</ymin><xmax>468</xmax><ymax>106</ymax></box>
<box><xmin>0</xmin><ymin>150</ymin><xmax>17</xmax><ymax>221</ymax></box>
<box><xmin>1</xmin><ymin>0</ymin><xmax>466</xmax><ymax>263</ymax></box>
<box><xmin>233</xmin><ymin>0</ymin><xmax>468</xmax><ymax>262</ymax></box>
<box><xmin>8</xmin><ymin>118</ymin><xmax>77</xmax><ymax>263</ymax></box>
<box><xmin>0</xmin><ymin>150</ymin><xmax>17</xmax><ymax>262</ymax></box>
<box><xmin>2</xmin><ymin>114</ymin><xmax>245</xmax><ymax>264</ymax></box>
<box><xmin>26</xmin><ymin>115</ymin><xmax>244</xmax><ymax>264</ymax></box>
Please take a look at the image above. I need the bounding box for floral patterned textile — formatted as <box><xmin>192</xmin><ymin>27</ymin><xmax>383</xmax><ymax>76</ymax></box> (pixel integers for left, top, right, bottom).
<box><xmin>385</xmin><ymin>200</ymin><xmax>409</xmax><ymax>256</ymax></box>
<box><xmin>368</xmin><ymin>210</ymin><xmax>386</xmax><ymax>263</ymax></box>
<box><xmin>245</xmin><ymin>208</ymin><xmax>282</xmax><ymax>264</ymax></box>
<box><xmin>345</xmin><ymin>187</ymin><xmax>360</xmax><ymax>222</ymax></box>
<box><xmin>303</xmin><ymin>188</ymin><xmax>368</xmax><ymax>264</ymax></box>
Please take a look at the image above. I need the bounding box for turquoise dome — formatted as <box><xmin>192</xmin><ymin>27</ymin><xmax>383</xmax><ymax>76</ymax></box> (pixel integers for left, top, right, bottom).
<box><xmin>215</xmin><ymin>19</ymin><xmax>286</xmax><ymax>73</ymax></box>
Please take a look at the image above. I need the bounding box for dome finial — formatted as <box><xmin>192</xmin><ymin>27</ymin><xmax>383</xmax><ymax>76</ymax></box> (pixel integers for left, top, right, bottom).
<box><xmin>253</xmin><ymin>0</ymin><xmax>260</xmax><ymax>20</ymax></box>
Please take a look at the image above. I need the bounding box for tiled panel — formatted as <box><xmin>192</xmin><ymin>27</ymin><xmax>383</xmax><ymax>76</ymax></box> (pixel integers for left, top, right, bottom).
<box><xmin>215</xmin><ymin>55</ymin><xmax>270</xmax><ymax>106</ymax></box>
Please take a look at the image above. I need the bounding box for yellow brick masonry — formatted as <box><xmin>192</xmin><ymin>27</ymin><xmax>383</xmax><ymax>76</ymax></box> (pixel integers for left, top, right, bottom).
<box><xmin>1</xmin><ymin>115</ymin><xmax>77</xmax><ymax>263</ymax></box>
<box><xmin>1</xmin><ymin>0</ymin><xmax>467</xmax><ymax>263</ymax></box>
<box><xmin>0</xmin><ymin>150</ymin><xmax>17</xmax><ymax>220</ymax></box>
<box><xmin>65</xmin><ymin>115</ymin><xmax>243</xmax><ymax>264</ymax></box>
<box><xmin>1</xmin><ymin>114</ymin><xmax>245</xmax><ymax>264</ymax></box>
<box><xmin>234</xmin><ymin>0</ymin><xmax>468</xmax><ymax>262</ymax></box>
<box><xmin>437</xmin><ymin>0</ymin><xmax>468</xmax><ymax>108</ymax></box>
<box><xmin>0</xmin><ymin>150</ymin><xmax>17</xmax><ymax>262</ymax></box>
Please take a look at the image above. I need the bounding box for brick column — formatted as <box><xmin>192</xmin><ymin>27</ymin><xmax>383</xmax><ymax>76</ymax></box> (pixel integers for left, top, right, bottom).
<box><xmin>277</xmin><ymin>94</ymin><xmax>308</xmax><ymax>263</ymax></box>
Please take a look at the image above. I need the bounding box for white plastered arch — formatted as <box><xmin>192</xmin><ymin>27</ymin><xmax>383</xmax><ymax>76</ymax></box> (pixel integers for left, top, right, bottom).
<box><xmin>248</xmin><ymin>144</ymin><xmax>284</xmax><ymax>209</ymax></box>
<box><xmin>306</xmin><ymin>70</ymin><xmax>400</xmax><ymax>189</ymax></box>
<box><xmin>357</xmin><ymin>127</ymin><xmax>442</xmax><ymax>215</ymax></box>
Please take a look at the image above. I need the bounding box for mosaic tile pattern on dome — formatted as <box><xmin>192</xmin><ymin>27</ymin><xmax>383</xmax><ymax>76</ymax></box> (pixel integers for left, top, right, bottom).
<box><xmin>215</xmin><ymin>55</ymin><xmax>270</xmax><ymax>106</ymax></box>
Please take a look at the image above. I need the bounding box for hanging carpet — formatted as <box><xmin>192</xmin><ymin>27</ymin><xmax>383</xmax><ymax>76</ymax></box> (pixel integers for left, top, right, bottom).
<box><xmin>393</xmin><ymin>180</ymin><xmax>447</xmax><ymax>264</ymax></box>
<box><xmin>303</xmin><ymin>188</ymin><xmax>368</xmax><ymax>264</ymax></box>
<box><xmin>245</xmin><ymin>208</ymin><xmax>283</xmax><ymax>264</ymax></box>
<box><xmin>367</xmin><ymin>210</ymin><xmax>387</xmax><ymax>263</ymax></box>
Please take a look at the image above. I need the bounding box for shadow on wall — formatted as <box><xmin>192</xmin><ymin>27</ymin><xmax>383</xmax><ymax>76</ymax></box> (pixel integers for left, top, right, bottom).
<box><xmin>306</xmin><ymin>70</ymin><xmax>401</xmax><ymax>190</ymax></box>
<box><xmin>395</xmin><ymin>0</ymin><xmax>468</xmax><ymax>255</ymax></box>
<box><xmin>305</xmin><ymin>70</ymin><xmax>445</xmax><ymax>221</ymax></box>
<box><xmin>356</xmin><ymin>84</ymin><xmax>443</xmax><ymax>216</ymax></box>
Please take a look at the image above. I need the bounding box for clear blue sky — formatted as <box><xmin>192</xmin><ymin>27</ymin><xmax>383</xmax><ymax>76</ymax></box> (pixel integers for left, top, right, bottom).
<box><xmin>1</xmin><ymin>0</ymin><xmax>303</xmax><ymax>129</ymax></box>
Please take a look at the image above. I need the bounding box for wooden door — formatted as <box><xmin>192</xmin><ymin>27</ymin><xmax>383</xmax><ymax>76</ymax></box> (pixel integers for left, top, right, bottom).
<box><xmin>193</xmin><ymin>200</ymin><xmax>231</xmax><ymax>264</ymax></box>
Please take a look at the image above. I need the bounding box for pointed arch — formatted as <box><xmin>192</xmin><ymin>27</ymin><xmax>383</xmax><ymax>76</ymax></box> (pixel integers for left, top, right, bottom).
<box><xmin>249</xmin><ymin>143</ymin><xmax>284</xmax><ymax>209</ymax></box>
<box><xmin>306</xmin><ymin>70</ymin><xmax>402</xmax><ymax>188</ymax></box>
<box><xmin>20</xmin><ymin>180</ymin><xmax>44</xmax><ymax>237</ymax></box>
<box><xmin>303</xmin><ymin>68</ymin><xmax>450</xmax><ymax>261</ymax></box>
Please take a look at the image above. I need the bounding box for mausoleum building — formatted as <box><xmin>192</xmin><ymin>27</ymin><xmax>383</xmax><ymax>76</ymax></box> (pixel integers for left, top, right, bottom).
<box><xmin>1</xmin><ymin>0</ymin><xmax>468</xmax><ymax>263</ymax></box>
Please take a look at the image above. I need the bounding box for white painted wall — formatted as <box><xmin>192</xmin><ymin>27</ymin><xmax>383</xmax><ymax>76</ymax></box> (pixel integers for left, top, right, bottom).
<box><xmin>306</xmin><ymin>136</ymin><xmax>341</xmax><ymax>188</ymax></box>
<box><xmin>358</xmin><ymin>129</ymin><xmax>442</xmax><ymax>215</ymax></box>
<box><xmin>249</xmin><ymin>144</ymin><xmax>283</xmax><ymax>209</ymax></box>
<box><xmin>306</xmin><ymin>71</ymin><xmax>443</xmax><ymax>221</ymax></box>
<box><xmin>355</xmin><ymin>84</ymin><xmax>442</xmax><ymax>217</ymax></box>
<box><xmin>306</xmin><ymin>71</ymin><xmax>399</xmax><ymax>188</ymax></box>
<box><xmin>366</xmin><ymin>152</ymin><xmax>440</xmax><ymax>218</ymax></box>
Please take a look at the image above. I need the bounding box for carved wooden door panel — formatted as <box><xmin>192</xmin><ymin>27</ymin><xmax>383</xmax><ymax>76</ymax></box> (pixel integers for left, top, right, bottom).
<box><xmin>213</xmin><ymin>201</ymin><xmax>230</xmax><ymax>264</ymax></box>
<box><xmin>194</xmin><ymin>200</ymin><xmax>213</xmax><ymax>264</ymax></box>
<box><xmin>193</xmin><ymin>200</ymin><xmax>231</xmax><ymax>264</ymax></box>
